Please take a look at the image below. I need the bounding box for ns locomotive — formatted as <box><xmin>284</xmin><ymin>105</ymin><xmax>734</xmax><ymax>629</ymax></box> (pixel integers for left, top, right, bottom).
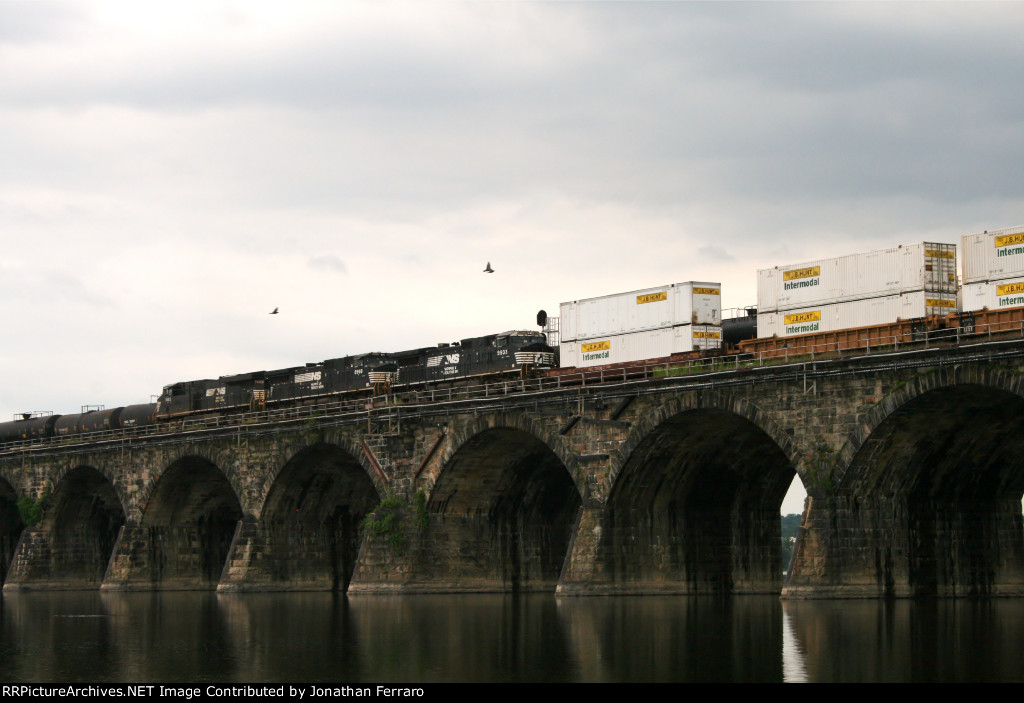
<box><xmin>0</xmin><ymin>330</ymin><xmax>556</xmax><ymax>443</ymax></box>
<box><xmin>157</xmin><ymin>329</ymin><xmax>554</xmax><ymax>417</ymax></box>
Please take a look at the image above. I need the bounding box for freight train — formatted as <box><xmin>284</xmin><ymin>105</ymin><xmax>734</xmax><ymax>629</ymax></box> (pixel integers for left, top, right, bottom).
<box><xmin>0</xmin><ymin>330</ymin><xmax>557</xmax><ymax>443</ymax></box>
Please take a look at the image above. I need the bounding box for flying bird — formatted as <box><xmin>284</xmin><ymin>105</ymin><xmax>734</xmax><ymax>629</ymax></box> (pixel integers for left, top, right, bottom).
<box><xmin>483</xmin><ymin>262</ymin><xmax>494</xmax><ymax>273</ymax></box>
<box><xmin>269</xmin><ymin>307</ymin><xmax>279</xmax><ymax>314</ymax></box>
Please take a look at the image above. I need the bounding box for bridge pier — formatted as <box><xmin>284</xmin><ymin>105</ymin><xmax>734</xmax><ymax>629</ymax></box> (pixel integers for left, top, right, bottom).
<box><xmin>351</xmin><ymin>509</ymin><xmax>580</xmax><ymax>593</ymax></box>
<box><xmin>102</xmin><ymin>521</ymin><xmax>241</xmax><ymax>590</ymax></box>
<box><xmin>219</xmin><ymin>516</ymin><xmax>364</xmax><ymax>592</ymax></box>
<box><xmin>4</xmin><ymin>465</ymin><xmax>124</xmax><ymax>590</ymax></box>
<box><xmin>354</xmin><ymin>424</ymin><xmax>582</xmax><ymax>594</ymax></box>
<box><xmin>4</xmin><ymin>526</ymin><xmax>59</xmax><ymax>589</ymax></box>
<box><xmin>785</xmin><ymin>494</ymin><xmax>1024</xmax><ymax>598</ymax></box>
<box><xmin>556</xmin><ymin>503</ymin><xmax>605</xmax><ymax>593</ymax></box>
<box><xmin>5</xmin><ymin>523</ymin><xmax>119</xmax><ymax>590</ymax></box>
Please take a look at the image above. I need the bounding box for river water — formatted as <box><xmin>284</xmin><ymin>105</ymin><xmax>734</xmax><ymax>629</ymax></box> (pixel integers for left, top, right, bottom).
<box><xmin>2</xmin><ymin>592</ymin><xmax>1022</xmax><ymax>683</ymax></box>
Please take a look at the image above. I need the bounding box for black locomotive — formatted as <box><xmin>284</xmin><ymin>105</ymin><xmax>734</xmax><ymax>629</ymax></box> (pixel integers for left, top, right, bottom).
<box><xmin>0</xmin><ymin>329</ymin><xmax>556</xmax><ymax>443</ymax></box>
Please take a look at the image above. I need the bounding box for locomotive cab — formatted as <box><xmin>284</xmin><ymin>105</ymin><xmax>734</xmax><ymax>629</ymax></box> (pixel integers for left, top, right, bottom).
<box><xmin>499</xmin><ymin>330</ymin><xmax>557</xmax><ymax>372</ymax></box>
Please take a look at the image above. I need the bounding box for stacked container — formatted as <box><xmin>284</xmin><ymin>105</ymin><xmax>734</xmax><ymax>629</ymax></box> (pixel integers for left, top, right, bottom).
<box><xmin>960</xmin><ymin>225</ymin><xmax>1024</xmax><ymax>312</ymax></box>
<box><xmin>559</xmin><ymin>282</ymin><xmax>722</xmax><ymax>368</ymax></box>
<box><xmin>757</xmin><ymin>243</ymin><xmax>958</xmax><ymax>338</ymax></box>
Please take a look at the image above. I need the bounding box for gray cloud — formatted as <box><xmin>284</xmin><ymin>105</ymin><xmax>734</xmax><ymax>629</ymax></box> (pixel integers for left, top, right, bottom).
<box><xmin>698</xmin><ymin>246</ymin><xmax>734</xmax><ymax>263</ymax></box>
<box><xmin>308</xmin><ymin>255</ymin><xmax>348</xmax><ymax>274</ymax></box>
<box><xmin>0</xmin><ymin>1</ymin><xmax>87</xmax><ymax>45</ymax></box>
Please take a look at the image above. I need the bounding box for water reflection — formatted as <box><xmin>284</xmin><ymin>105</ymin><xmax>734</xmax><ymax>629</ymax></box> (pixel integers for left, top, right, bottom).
<box><xmin>782</xmin><ymin>599</ymin><xmax>1024</xmax><ymax>682</ymax></box>
<box><xmin>555</xmin><ymin>596</ymin><xmax>782</xmax><ymax>682</ymax></box>
<box><xmin>781</xmin><ymin>607</ymin><xmax>808</xmax><ymax>682</ymax></box>
<box><xmin>1</xmin><ymin>593</ymin><xmax>1022</xmax><ymax>682</ymax></box>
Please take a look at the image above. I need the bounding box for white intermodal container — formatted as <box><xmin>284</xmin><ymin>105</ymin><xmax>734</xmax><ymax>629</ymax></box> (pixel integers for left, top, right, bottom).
<box><xmin>559</xmin><ymin>324</ymin><xmax>722</xmax><ymax>368</ymax></box>
<box><xmin>758</xmin><ymin>292</ymin><xmax>959</xmax><ymax>338</ymax></box>
<box><xmin>961</xmin><ymin>277</ymin><xmax>1024</xmax><ymax>312</ymax></box>
<box><xmin>757</xmin><ymin>242</ymin><xmax>957</xmax><ymax>313</ymax></box>
<box><xmin>559</xmin><ymin>281</ymin><xmax>721</xmax><ymax>342</ymax></box>
<box><xmin>961</xmin><ymin>225</ymin><xmax>1024</xmax><ymax>284</ymax></box>
<box><xmin>684</xmin><ymin>324</ymin><xmax>723</xmax><ymax>352</ymax></box>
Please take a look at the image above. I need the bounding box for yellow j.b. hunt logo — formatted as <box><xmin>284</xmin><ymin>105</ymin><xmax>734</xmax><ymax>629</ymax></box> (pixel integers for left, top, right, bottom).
<box><xmin>994</xmin><ymin>232</ymin><xmax>1024</xmax><ymax>248</ymax></box>
<box><xmin>636</xmin><ymin>292</ymin><xmax>668</xmax><ymax>304</ymax></box>
<box><xmin>783</xmin><ymin>266</ymin><xmax>820</xmax><ymax>281</ymax></box>
<box><xmin>925</xmin><ymin>248</ymin><xmax>956</xmax><ymax>259</ymax></box>
<box><xmin>996</xmin><ymin>282</ymin><xmax>1024</xmax><ymax>296</ymax></box>
<box><xmin>784</xmin><ymin>311</ymin><xmax>821</xmax><ymax>325</ymax></box>
<box><xmin>926</xmin><ymin>298</ymin><xmax>956</xmax><ymax>308</ymax></box>
<box><xmin>692</xmin><ymin>287</ymin><xmax>720</xmax><ymax>296</ymax></box>
<box><xmin>693</xmin><ymin>331</ymin><xmax>721</xmax><ymax>339</ymax></box>
<box><xmin>581</xmin><ymin>341</ymin><xmax>611</xmax><ymax>352</ymax></box>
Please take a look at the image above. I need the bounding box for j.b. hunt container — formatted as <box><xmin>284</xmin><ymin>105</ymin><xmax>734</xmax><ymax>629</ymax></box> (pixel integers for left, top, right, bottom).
<box><xmin>758</xmin><ymin>292</ymin><xmax>958</xmax><ymax>339</ymax></box>
<box><xmin>559</xmin><ymin>281</ymin><xmax>721</xmax><ymax>343</ymax></box>
<box><xmin>757</xmin><ymin>242</ymin><xmax>957</xmax><ymax>313</ymax></box>
<box><xmin>961</xmin><ymin>277</ymin><xmax>1024</xmax><ymax>313</ymax></box>
<box><xmin>961</xmin><ymin>225</ymin><xmax>1024</xmax><ymax>285</ymax></box>
<box><xmin>558</xmin><ymin>325</ymin><xmax>722</xmax><ymax>369</ymax></box>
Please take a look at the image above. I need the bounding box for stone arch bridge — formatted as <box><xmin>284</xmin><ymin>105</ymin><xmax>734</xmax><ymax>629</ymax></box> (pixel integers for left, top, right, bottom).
<box><xmin>2</xmin><ymin>341</ymin><xmax>1024</xmax><ymax>598</ymax></box>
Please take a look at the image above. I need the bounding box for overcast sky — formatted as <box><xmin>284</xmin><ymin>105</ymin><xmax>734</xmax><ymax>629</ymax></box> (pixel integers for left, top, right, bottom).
<box><xmin>3</xmin><ymin>2</ymin><xmax>1022</xmax><ymax>510</ymax></box>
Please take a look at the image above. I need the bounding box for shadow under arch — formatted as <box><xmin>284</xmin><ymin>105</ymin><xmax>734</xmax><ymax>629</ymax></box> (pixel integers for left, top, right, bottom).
<box><xmin>141</xmin><ymin>456</ymin><xmax>243</xmax><ymax>589</ymax></box>
<box><xmin>45</xmin><ymin>466</ymin><xmax>126</xmax><ymax>588</ymax></box>
<box><xmin>425</xmin><ymin>412</ymin><xmax>582</xmax><ymax>498</ymax></box>
<box><xmin>835</xmin><ymin>365</ymin><xmax>1024</xmax><ymax>478</ymax></box>
<box><xmin>834</xmin><ymin>382</ymin><xmax>1024</xmax><ymax>597</ymax></box>
<box><xmin>0</xmin><ymin>478</ymin><xmax>24</xmax><ymax>585</ymax></box>
<box><xmin>423</xmin><ymin>426</ymin><xmax>581</xmax><ymax>592</ymax></box>
<box><xmin>597</xmin><ymin>406</ymin><xmax>795</xmax><ymax>594</ymax></box>
<box><xmin>255</xmin><ymin>443</ymin><xmax>380</xmax><ymax>591</ymax></box>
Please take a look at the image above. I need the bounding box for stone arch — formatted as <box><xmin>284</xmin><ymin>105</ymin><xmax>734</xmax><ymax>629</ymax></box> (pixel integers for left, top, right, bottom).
<box><xmin>836</xmin><ymin>365</ymin><xmax>1024</xmax><ymax>484</ymax></box>
<box><xmin>422</xmin><ymin>412</ymin><xmax>582</xmax><ymax>500</ymax></box>
<box><xmin>252</xmin><ymin>432</ymin><xmax>388</xmax><ymax>517</ymax></box>
<box><xmin>138</xmin><ymin>454</ymin><xmax>244</xmax><ymax>589</ymax></box>
<box><xmin>46</xmin><ymin>458</ymin><xmax>132</xmax><ymax>523</ymax></box>
<box><xmin>419</xmin><ymin>413</ymin><xmax>583</xmax><ymax>592</ymax></box>
<box><xmin>139</xmin><ymin>445</ymin><xmax>250</xmax><ymax>520</ymax></box>
<box><xmin>596</xmin><ymin>390</ymin><xmax>797</xmax><ymax>594</ymax></box>
<box><xmin>43</xmin><ymin>465</ymin><xmax>127</xmax><ymax>587</ymax></box>
<box><xmin>246</xmin><ymin>441</ymin><xmax>382</xmax><ymax>591</ymax></box>
<box><xmin>829</xmin><ymin>367</ymin><xmax>1024</xmax><ymax>597</ymax></box>
<box><xmin>610</xmin><ymin>391</ymin><xmax>801</xmax><ymax>492</ymax></box>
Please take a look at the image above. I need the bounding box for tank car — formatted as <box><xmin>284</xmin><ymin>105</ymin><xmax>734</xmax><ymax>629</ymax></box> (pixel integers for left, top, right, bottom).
<box><xmin>56</xmin><ymin>409</ymin><xmax>112</xmax><ymax>436</ymax></box>
<box><xmin>53</xmin><ymin>405</ymin><xmax>160</xmax><ymax>437</ymax></box>
<box><xmin>721</xmin><ymin>308</ymin><xmax>758</xmax><ymax>348</ymax></box>
<box><xmin>119</xmin><ymin>403</ymin><xmax>158</xmax><ymax>429</ymax></box>
<box><xmin>0</xmin><ymin>413</ymin><xmax>60</xmax><ymax>443</ymax></box>
<box><xmin>0</xmin><ymin>403</ymin><xmax>158</xmax><ymax>445</ymax></box>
